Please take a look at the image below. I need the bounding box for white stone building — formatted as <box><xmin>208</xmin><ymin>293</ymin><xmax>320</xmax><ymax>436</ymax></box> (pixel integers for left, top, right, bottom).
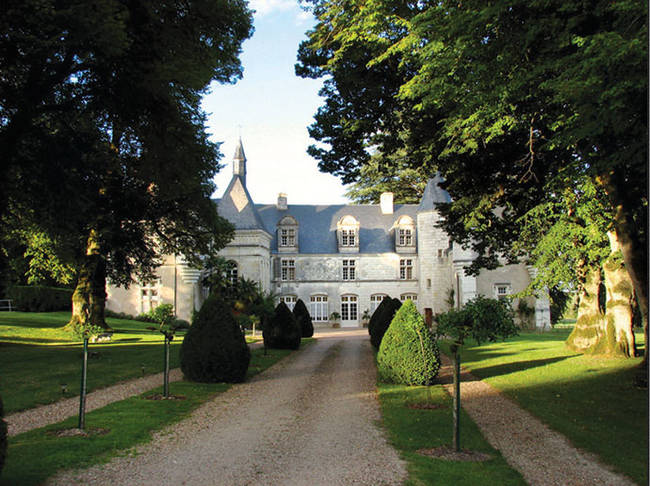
<box><xmin>106</xmin><ymin>139</ymin><xmax>551</xmax><ymax>329</ymax></box>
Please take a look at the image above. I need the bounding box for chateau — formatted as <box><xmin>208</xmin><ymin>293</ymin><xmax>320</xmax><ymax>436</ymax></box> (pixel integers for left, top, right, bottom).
<box><xmin>106</xmin><ymin>140</ymin><xmax>551</xmax><ymax>329</ymax></box>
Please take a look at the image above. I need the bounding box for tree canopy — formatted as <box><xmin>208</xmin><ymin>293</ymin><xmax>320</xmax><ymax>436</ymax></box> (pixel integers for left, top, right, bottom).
<box><xmin>1</xmin><ymin>0</ymin><xmax>253</xmax><ymax>328</ymax></box>
<box><xmin>297</xmin><ymin>0</ymin><xmax>648</xmax><ymax>360</ymax></box>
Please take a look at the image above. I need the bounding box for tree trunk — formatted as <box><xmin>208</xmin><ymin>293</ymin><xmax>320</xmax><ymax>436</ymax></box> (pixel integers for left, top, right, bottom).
<box><xmin>597</xmin><ymin>231</ymin><xmax>636</xmax><ymax>357</ymax></box>
<box><xmin>596</xmin><ymin>173</ymin><xmax>648</xmax><ymax>366</ymax></box>
<box><xmin>566</xmin><ymin>267</ymin><xmax>605</xmax><ymax>352</ymax></box>
<box><xmin>66</xmin><ymin>229</ymin><xmax>109</xmax><ymax>331</ymax></box>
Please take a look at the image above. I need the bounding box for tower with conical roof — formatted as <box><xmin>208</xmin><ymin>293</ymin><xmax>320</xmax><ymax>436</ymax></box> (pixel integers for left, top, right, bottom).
<box><xmin>233</xmin><ymin>137</ymin><xmax>247</xmax><ymax>184</ymax></box>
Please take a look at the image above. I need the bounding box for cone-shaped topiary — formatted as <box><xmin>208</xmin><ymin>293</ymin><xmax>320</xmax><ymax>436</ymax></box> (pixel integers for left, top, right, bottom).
<box><xmin>370</xmin><ymin>298</ymin><xmax>402</xmax><ymax>349</ymax></box>
<box><xmin>0</xmin><ymin>394</ymin><xmax>7</xmax><ymax>475</ymax></box>
<box><xmin>180</xmin><ymin>294</ymin><xmax>250</xmax><ymax>383</ymax></box>
<box><xmin>368</xmin><ymin>296</ymin><xmax>392</xmax><ymax>338</ymax></box>
<box><xmin>264</xmin><ymin>301</ymin><xmax>301</xmax><ymax>349</ymax></box>
<box><xmin>377</xmin><ymin>300</ymin><xmax>440</xmax><ymax>385</ymax></box>
<box><xmin>293</xmin><ymin>299</ymin><xmax>314</xmax><ymax>337</ymax></box>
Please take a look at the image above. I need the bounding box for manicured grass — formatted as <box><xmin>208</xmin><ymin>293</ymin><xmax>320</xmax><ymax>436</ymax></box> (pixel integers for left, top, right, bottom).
<box><xmin>0</xmin><ymin>311</ymin><xmax>258</xmax><ymax>413</ymax></box>
<box><xmin>378</xmin><ymin>383</ymin><xmax>526</xmax><ymax>485</ymax></box>
<box><xmin>1</xmin><ymin>345</ymin><xmax>297</xmax><ymax>486</ymax></box>
<box><xmin>439</xmin><ymin>329</ymin><xmax>647</xmax><ymax>485</ymax></box>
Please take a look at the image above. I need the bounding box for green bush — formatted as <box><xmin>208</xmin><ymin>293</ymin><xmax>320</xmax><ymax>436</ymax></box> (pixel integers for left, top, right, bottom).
<box><xmin>293</xmin><ymin>299</ymin><xmax>314</xmax><ymax>338</ymax></box>
<box><xmin>377</xmin><ymin>300</ymin><xmax>440</xmax><ymax>386</ymax></box>
<box><xmin>6</xmin><ymin>285</ymin><xmax>72</xmax><ymax>312</ymax></box>
<box><xmin>263</xmin><ymin>302</ymin><xmax>301</xmax><ymax>350</ymax></box>
<box><xmin>0</xmin><ymin>394</ymin><xmax>6</xmax><ymax>475</ymax></box>
<box><xmin>370</xmin><ymin>297</ymin><xmax>402</xmax><ymax>349</ymax></box>
<box><xmin>180</xmin><ymin>295</ymin><xmax>250</xmax><ymax>383</ymax></box>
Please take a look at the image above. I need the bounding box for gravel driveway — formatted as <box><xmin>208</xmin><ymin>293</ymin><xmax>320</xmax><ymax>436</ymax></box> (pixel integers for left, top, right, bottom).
<box><xmin>47</xmin><ymin>329</ymin><xmax>407</xmax><ymax>485</ymax></box>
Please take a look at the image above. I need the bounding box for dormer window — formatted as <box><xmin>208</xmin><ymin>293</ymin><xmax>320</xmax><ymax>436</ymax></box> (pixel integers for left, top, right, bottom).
<box><xmin>277</xmin><ymin>215</ymin><xmax>298</xmax><ymax>253</ymax></box>
<box><xmin>337</xmin><ymin>215</ymin><xmax>360</xmax><ymax>253</ymax></box>
<box><xmin>395</xmin><ymin>215</ymin><xmax>416</xmax><ymax>253</ymax></box>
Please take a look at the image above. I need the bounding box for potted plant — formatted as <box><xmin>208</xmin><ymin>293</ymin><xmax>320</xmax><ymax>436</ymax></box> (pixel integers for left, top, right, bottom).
<box><xmin>361</xmin><ymin>309</ymin><xmax>371</xmax><ymax>328</ymax></box>
<box><xmin>330</xmin><ymin>311</ymin><xmax>341</xmax><ymax>328</ymax></box>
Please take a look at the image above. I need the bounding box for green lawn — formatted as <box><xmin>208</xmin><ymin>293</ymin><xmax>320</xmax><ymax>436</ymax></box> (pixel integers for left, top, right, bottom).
<box><xmin>0</xmin><ymin>311</ymin><xmax>256</xmax><ymax>413</ymax></box>
<box><xmin>439</xmin><ymin>328</ymin><xmax>648</xmax><ymax>485</ymax></box>
<box><xmin>1</xmin><ymin>345</ymin><xmax>297</xmax><ymax>486</ymax></box>
<box><xmin>378</xmin><ymin>383</ymin><xmax>526</xmax><ymax>485</ymax></box>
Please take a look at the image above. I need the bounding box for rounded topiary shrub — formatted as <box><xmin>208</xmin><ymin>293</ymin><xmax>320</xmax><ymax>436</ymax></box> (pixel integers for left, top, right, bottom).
<box><xmin>0</xmin><ymin>394</ymin><xmax>6</xmax><ymax>475</ymax></box>
<box><xmin>264</xmin><ymin>302</ymin><xmax>301</xmax><ymax>350</ymax></box>
<box><xmin>293</xmin><ymin>299</ymin><xmax>314</xmax><ymax>338</ymax></box>
<box><xmin>368</xmin><ymin>296</ymin><xmax>392</xmax><ymax>338</ymax></box>
<box><xmin>370</xmin><ymin>298</ymin><xmax>402</xmax><ymax>349</ymax></box>
<box><xmin>180</xmin><ymin>294</ymin><xmax>250</xmax><ymax>383</ymax></box>
<box><xmin>377</xmin><ymin>300</ymin><xmax>440</xmax><ymax>386</ymax></box>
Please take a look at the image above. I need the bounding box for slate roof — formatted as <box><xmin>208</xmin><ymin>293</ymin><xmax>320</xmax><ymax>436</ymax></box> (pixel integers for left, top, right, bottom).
<box><xmin>217</xmin><ymin>175</ymin><xmax>266</xmax><ymax>231</ymax></box>
<box><xmin>256</xmin><ymin>203</ymin><xmax>418</xmax><ymax>254</ymax></box>
<box><xmin>418</xmin><ymin>174</ymin><xmax>451</xmax><ymax>211</ymax></box>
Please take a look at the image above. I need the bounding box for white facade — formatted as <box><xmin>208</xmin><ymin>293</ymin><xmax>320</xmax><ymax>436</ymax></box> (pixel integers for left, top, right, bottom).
<box><xmin>106</xmin><ymin>140</ymin><xmax>551</xmax><ymax>329</ymax></box>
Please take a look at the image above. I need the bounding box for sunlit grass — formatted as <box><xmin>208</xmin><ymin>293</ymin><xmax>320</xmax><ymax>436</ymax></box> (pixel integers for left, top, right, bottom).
<box><xmin>439</xmin><ymin>329</ymin><xmax>647</xmax><ymax>485</ymax></box>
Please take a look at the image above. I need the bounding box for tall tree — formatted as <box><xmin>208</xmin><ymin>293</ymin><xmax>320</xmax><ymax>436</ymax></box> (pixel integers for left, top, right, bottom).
<box><xmin>1</xmin><ymin>0</ymin><xmax>252</xmax><ymax>329</ymax></box>
<box><xmin>297</xmin><ymin>0</ymin><xmax>648</xmax><ymax>364</ymax></box>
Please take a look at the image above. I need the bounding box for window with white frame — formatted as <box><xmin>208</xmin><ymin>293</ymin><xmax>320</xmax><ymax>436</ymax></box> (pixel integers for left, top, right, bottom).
<box><xmin>399</xmin><ymin>228</ymin><xmax>413</xmax><ymax>246</ymax></box>
<box><xmin>227</xmin><ymin>261</ymin><xmax>238</xmax><ymax>285</ymax></box>
<box><xmin>140</xmin><ymin>280</ymin><xmax>161</xmax><ymax>313</ymax></box>
<box><xmin>341</xmin><ymin>295</ymin><xmax>358</xmax><ymax>321</ymax></box>
<box><xmin>370</xmin><ymin>294</ymin><xmax>388</xmax><ymax>313</ymax></box>
<box><xmin>280</xmin><ymin>228</ymin><xmax>295</xmax><ymax>247</ymax></box>
<box><xmin>310</xmin><ymin>295</ymin><xmax>328</xmax><ymax>321</ymax></box>
<box><xmin>400</xmin><ymin>259</ymin><xmax>413</xmax><ymax>280</ymax></box>
<box><xmin>280</xmin><ymin>295</ymin><xmax>297</xmax><ymax>311</ymax></box>
<box><xmin>395</xmin><ymin>215</ymin><xmax>416</xmax><ymax>251</ymax></box>
<box><xmin>400</xmin><ymin>293</ymin><xmax>418</xmax><ymax>302</ymax></box>
<box><xmin>281</xmin><ymin>259</ymin><xmax>295</xmax><ymax>281</ymax></box>
<box><xmin>494</xmin><ymin>284</ymin><xmax>511</xmax><ymax>301</ymax></box>
<box><xmin>342</xmin><ymin>259</ymin><xmax>356</xmax><ymax>281</ymax></box>
<box><xmin>341</xmin><ymin>229</ymin><xmax>356</xmax><ymax>247</ymax></box>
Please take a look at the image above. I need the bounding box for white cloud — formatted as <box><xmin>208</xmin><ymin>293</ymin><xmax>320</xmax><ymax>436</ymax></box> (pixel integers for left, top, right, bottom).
<box><xmin>249</xmin><ymin>0</ymin><xmax>297</xmax><ymax>16</ymax></box>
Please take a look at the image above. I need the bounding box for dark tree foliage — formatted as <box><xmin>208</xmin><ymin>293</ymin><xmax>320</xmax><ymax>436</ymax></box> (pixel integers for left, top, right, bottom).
<box><xmin>0</xmin><ymin>0</ymin><xmax>253</xmax><ymax>329</ymax></box>
<box><xmin>368</xmin><ymin>295</ymin><xmax>392</xmax><ymax>338</ymax></box>
<box><xmin>0</xmin><ymin>394</ymin><xmax>7</xmax><ymax>474</ymax></box>
<box><xmin>370</xmin><ymin>298</ymin><xmax>402</xmax><ymax>349</ymax></box>
<box><xmin>180</xmin><ymin>294</ymin><xmax>250</xmax><ymax>383</ymax></box>
<box><xmin>377</xmin><ymin>300</ymin><xmax>440</xmax><ymax>386</ymax></box>
<box><xmin>297</xmin><ymin>0</ymin><xmax>648</xmax><ymax>366</ymax></box>
<box><xmin>293</xmin><ymin>299</ymin><xmax>314</xmax><ymax>338</ymax></box>
<box><xmin>264</xmin><ymin>302</ymin><xmax>301</xmax><ymax>350</ymax></box>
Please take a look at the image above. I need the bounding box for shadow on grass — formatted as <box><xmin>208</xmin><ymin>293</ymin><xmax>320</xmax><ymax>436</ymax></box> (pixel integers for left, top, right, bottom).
<box><xmin>469</xmin><ymin>355</ymin><xmax>579</xmax><ymax>380</ymax></box>
<box><xmin>0</xmin><ymin>336</ymin><xmax>73</xmax><ymax>344</ymax></box>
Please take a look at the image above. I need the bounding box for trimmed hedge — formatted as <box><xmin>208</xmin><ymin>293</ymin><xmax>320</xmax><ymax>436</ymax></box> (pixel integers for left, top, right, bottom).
<box><xmin>180</xmin><ymin>294</ymin><xmax>250</xmax><ymax>383</ymax></box>
<box><xmin>293</xmin><ymin>299</ymin><xmax>314</xmax><ymax>338</ymax></box>
<box><xmin>263</xmin><ymin>302</ymin><xmax>301</xmax><ymax>350</ymax></box>
<box><xmin>0</xmin><ymin>394</ymin><xmax>6</xmax><ymax>475</ymax></box>
<box><xmin>6</xmin><ymin>285</ymin><xmax>72</xmax><ymax>312</ymax></box>
<box><xmin>377</xmin><ymin>299</ymin><xmax>440</xmax><ymax>386</ymax></box>
<box><xmin>368</xmin><ymin>296</ymin><xmax>392</xmax><ymax>338</ymax></box>
<box><xmin>370</xmin><ymin>297</ymin><xmax>402</xmax><ymax>349</ymax></box>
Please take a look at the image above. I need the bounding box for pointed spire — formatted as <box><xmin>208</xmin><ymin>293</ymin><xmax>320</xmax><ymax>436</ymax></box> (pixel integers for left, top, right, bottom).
<box><xmin>233</xmin><ymin>137</ymin><xmax>247</xmax><ymax>184</ymax></box>
<box><xmin>418</xmin><ymin>173</ymin><xmax>451</xmax><ymax>211</ymax></box>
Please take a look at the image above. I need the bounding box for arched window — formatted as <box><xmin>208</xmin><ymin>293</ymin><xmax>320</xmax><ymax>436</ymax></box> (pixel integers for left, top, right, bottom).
<box><xmin>370</xmin><ymin>294</ymin><xmax>388</xmax><ymax>313</ymax></box>
<box><xmin>310</xmin><ymin>294</ymin><xmax>328</xmax><ymax>322</ymax></box>
<box><xmin>277</xmin><ymin>215</ymin><xmax>298</xmax><ymax>252</ymax></box>
<box><xmin>227</xmin><ymin>260</ymin><xmax>238</xmax><ymax>285</ymax></box>
<box><xmin>280</xmin><ymin>295</ymin><xmax>297</xmax><ymax>311</ymax></box>
<box><xmin>337</xmin><ymin>215</ymin><xmax>360</xmax><ymax>253</ymax></box>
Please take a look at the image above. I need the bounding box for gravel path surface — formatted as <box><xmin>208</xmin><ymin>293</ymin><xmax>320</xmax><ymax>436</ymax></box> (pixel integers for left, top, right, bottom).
<box><xmin>47</xmin><ymin>329</ymin><xmax>407</xmax><ymax>486</ymax></box>
<box><xmin>438</xmin><ymin>355</ymin><xmax>636</xmax><ymax>486</ymax></box>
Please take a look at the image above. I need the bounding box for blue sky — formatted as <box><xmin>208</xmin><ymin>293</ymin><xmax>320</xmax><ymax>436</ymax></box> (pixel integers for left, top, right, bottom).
<box><xmin>202</xmin><ymin>0</ymin><xmax>349</xmax><ymax>205</ymax></box>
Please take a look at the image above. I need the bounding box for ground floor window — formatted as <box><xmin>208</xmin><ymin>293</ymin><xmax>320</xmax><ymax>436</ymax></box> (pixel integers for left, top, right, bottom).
<box><xmin>280</xmin><ymin>295</ymin><xmax>297</xmax><ymax>311</ymax></box>
<box><xmin>494</xmin><ymin>284</ymin><xmax>511</xmax><ymax>301</ymax></box>
<box><xmin>140</xmin><ymin>280</ymin><xmax>161</xmax><ymax>313</ymax></box>
<box><xmin>341</xmin><ymin>295</ymin><xmax>358</xmax><ymax>321</ymax></box>
<box><xmin>400</xmin><ymin>293</ymin><xmax>417</xmax><ymax>303</ymax></box>
<box><xmin>370</xmin><ymin>294</ymin><xmax>388</xmax><ymax>313</ymax></box>
<box><xmin>310</xmin><ymin>295</ymin><xmax>328</xmax><ymax>321</ymax></box>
